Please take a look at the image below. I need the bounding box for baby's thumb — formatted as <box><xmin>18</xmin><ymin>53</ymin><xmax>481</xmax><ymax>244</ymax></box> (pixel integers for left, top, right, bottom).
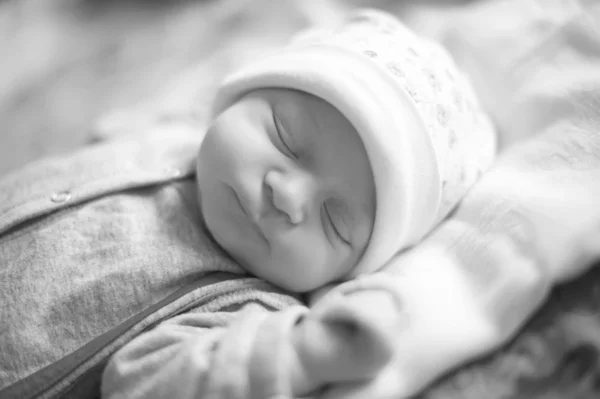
<box><xmin>294</xmin><ymin>291</ymin><xmax>400</xmax><ymax>383</ymax></box>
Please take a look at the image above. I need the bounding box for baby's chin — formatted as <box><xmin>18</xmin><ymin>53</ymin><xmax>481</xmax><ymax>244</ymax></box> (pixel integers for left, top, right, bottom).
<box><xmin>214</xmin><ymin>236</ymin><xmax>320</xmax><ymax>292</ymax></box>
<box><xmin>245</xmin><ymin>258</ymin><xmax>331</xmax><ymax>294</ymax></box>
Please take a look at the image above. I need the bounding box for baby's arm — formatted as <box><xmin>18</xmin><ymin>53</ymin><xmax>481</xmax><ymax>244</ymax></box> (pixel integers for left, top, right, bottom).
<box><xmin>102</xmin><ymin>304</ymin><xmax>305</xmax><ymax>399</ymax></box>
<box><xmin>101</xmin><ymin>293</ymin><xmax>400</xmax><ymax>398</ymax></box>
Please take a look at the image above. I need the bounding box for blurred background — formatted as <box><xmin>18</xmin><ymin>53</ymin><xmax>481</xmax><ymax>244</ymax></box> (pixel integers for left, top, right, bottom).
<box><xmin>0</xmin><ymin>0</ymin><xmax>320</xmax><ymax>174</ymax></box>
<box><xmin>2</xmin><ymin>1</ymin><xmax>600</xmax><ymax>398</ymax></box>
<box><xmin>0</xmin><ymin>0</ymin><xmax>465</xmax><ymax>175</ymax></box>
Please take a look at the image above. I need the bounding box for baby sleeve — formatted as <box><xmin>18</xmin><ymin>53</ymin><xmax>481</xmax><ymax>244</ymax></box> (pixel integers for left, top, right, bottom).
<box><xmin>101</xmin><ymin>303</ymin><xmax>309</xmax><ymax>399</ymax></box>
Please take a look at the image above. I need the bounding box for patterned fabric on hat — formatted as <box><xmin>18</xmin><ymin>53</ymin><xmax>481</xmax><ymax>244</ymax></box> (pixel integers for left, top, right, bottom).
<box><xmin>292</xmin><ymin>9</ymin><xmax>496</xmax><ymax>219</ymax></box>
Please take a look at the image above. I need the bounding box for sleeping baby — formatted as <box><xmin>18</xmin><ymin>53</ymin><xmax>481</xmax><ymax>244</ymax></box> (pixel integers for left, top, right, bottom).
<box><xmin>0</xmin><ymin>9</ymin><xmax>495</xmax><ymax>399</ymax></box>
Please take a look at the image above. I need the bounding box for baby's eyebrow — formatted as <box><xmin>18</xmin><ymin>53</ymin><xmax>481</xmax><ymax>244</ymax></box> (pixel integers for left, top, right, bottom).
<box><xmin>292</xmin><ymin>96</ymin><xmax>323</xmax><ymax>137</ymax></box>
<box><xmin>274</xmin><ymin>99</ymin><xmax>308</xmax><ymax>132</ymax></box>
<box><xmin>306</xmin><ymin>108</ymin><xmax>322</xmax><ymax>135</ymax></box>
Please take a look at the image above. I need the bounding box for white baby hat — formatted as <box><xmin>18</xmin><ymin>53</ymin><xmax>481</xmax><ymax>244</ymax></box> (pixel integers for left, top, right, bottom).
<box><xmin>212</xmin><ymin>9</ymin><xmax>497</xmax><ymax>276</ymax></box>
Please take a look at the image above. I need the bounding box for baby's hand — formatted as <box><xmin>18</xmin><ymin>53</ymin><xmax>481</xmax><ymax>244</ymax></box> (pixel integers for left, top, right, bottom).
<box><xmin>289</xmin><ymin>277</ymin><xmax>403</xmax><ymax>395</ymax></box>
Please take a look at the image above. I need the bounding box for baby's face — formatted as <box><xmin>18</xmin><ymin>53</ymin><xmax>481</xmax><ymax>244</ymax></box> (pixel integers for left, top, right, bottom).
<box><xmin>196</xmin><ymin>89</ymin><xmax>375</xmax><ymax>292</ymax></box>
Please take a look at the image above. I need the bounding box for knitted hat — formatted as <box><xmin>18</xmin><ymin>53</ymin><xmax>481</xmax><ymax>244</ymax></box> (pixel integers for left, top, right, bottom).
<box><xmin>212</xmin><ymin>9</ymin><xmax>497</xmax><ymax>277</ymax></box>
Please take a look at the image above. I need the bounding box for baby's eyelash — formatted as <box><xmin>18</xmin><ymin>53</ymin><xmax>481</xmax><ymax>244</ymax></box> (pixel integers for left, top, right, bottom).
<box><xmin>324</xmin><ymin>205</ymin><xmax>351</xmax><ymax>247</ymax></box>
<box><xmin>272</xmin><ymin>111</ymin><xmax>297</xmax><ymax>159</ymax></box>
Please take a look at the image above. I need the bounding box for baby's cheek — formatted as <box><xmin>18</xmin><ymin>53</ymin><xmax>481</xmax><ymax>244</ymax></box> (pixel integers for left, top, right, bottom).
<box><xmin>199</xmin><ymin>127</ymin><xmax>238</xmax><ymax>176</ymax></box>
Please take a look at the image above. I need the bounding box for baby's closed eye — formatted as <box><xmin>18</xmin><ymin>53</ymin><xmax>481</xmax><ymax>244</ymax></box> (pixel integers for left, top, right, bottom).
<box><xmin>323</xmin><ymin>199</ymin><xmax>352</xmax><ymax>247</ymax></box>
<box><xmin>272</xmin><ymin>109</ymin><xmax>297</xmax><ymax>159</ymax></box>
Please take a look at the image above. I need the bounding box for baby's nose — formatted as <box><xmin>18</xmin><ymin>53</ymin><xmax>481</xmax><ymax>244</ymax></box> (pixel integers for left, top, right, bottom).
<box><xmin>265</xmin><ymin>170</ymin><xmax>314</xmax><ymax>224</ymax></box>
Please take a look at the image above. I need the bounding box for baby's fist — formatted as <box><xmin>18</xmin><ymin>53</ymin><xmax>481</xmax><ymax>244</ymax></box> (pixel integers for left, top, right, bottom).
<box><xmin>292</xmin><ymin>277</ymin><xmax>404</xmax><ymax>390</ymax></box>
